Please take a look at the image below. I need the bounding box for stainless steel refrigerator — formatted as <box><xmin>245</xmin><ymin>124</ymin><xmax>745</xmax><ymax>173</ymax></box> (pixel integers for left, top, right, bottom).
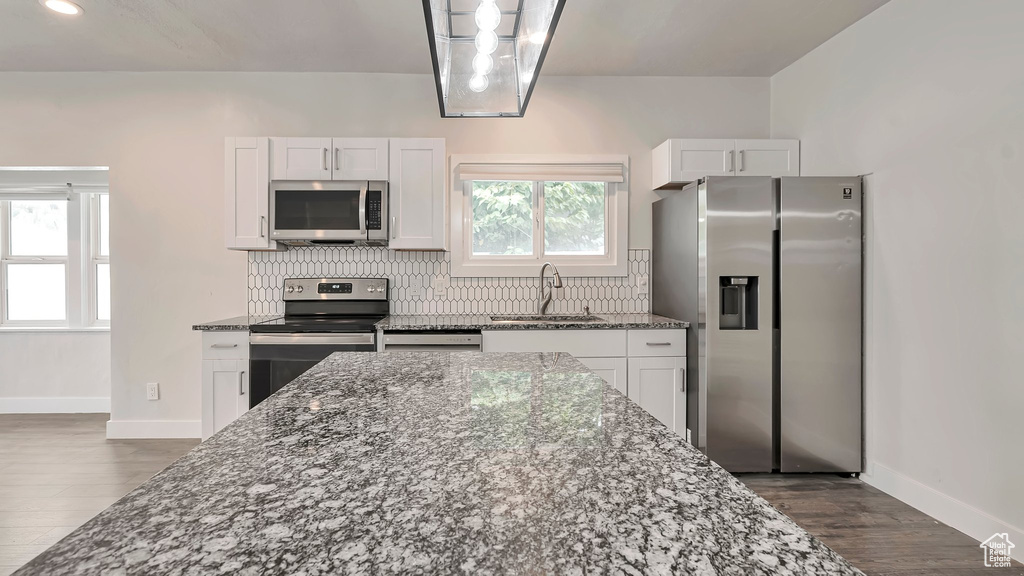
<box><xmin>652</xmin><ymin>176</ymin><xmax>862</xmax><ymax>473</ymax></box>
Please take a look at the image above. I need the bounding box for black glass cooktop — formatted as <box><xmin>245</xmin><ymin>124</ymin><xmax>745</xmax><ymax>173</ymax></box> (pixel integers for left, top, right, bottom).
<box><xmin>249</xmin><ymin>315</ymin><xmax>384</xmax><ymax>334</ymax></box>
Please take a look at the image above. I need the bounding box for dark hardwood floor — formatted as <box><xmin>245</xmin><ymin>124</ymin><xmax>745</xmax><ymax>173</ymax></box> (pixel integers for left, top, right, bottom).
<box><xmin>0</xmin><ymin>414</ymin><xmax>198</xmax><ymax>576</ymax></box>
<box><xmin>742</xmin><ymin>474</ymin><xmax>1024</xmax><ymax>576</ymax></box>
<box><xmin>1</xmin><ymin>415</ymin><xmax>1019</xmax><ymax>575</ymax></box>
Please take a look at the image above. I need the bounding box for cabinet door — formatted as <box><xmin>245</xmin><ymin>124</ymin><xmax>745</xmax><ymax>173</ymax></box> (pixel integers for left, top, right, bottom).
<box><xmin>224</xmin><ymin>137</ymin><xmax>275</xmax><ymax>250</ymax></box>
<box><xmin>577</xmin><ymin>357</ymin><xmax>627</xmax><ymax>395</ymax></box>
<box><xmin>627</xmin><ymin>356</ymin><xmax>686</xmax><ymax>435</ymax></box>
<box><xmin>270</xmin><ymin>137</ymin><xmax>332</xmax><ymax>181</ymax></box>
<box><xmin>735</xmin><ymin>139</ymin><xmax>800</xmax><ymax>177</ymax></box>
<box><xmin>202</xmin><ymin>358</ymin><xmax>249</xmax><ymax>440</ymax></box>
<box><xmin>389</xmin><ymin>138</ymin><xmax>446</xmax><ymax>250</ymax></box>
<box><xmin>654</xmin><ymin>139</ymin><xmax>736</xmax><ymax>188</ymax></box>
<box><xmin>332</xmin><ymin>138</ymin><xmax>389</xmax><ymax>180</ymax></box>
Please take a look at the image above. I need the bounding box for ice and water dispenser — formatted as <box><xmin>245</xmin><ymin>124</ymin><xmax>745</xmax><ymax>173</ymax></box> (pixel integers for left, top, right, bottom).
<box><xmin>719</xmin><ymin>276</ymin><xmax>758</xmax><ymax>330</ymax></box>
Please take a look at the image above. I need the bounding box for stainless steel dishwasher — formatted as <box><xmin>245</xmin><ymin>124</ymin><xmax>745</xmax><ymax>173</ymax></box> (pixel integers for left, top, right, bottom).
<box><xmin>380</xmin><ymin>332</ymin><xmax>482</xmax><ymax>352</ymax></box>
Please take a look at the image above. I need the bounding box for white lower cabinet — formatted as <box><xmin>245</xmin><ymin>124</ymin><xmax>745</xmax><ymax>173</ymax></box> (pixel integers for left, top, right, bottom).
<box><xmin>201</xmin><ymin>332</ymin><xmax>250</xmax><ymax>440</ymax></box>
<box><xmin>627</xmin><ymin>356</ymin><xmax>686</xmax><ymax>435</ymax></box>
<box><xmin>482</xmin><ymin>328</ymin><xmax>686</xmax><ymax>435</ymax></box>
<box><xmin>577</xmin><ymin>357</ymin><xmax>627</xmax><ymax>395</ymax></box>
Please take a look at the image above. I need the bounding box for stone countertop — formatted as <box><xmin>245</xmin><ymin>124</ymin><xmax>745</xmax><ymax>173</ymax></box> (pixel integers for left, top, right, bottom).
<box><xmin>376</xmin><ymin>313</ymin><xmax>689</xmax><ymax>331</ymax></box>
<box><xmin>16</xmin><ymin>352</ymin><xmax>860</xmax><ymax>576</ymax></box>
<box><xmin>192</xmin><ymin>315</ymin><xmax>281</xmax><ymax>331</ymax></box>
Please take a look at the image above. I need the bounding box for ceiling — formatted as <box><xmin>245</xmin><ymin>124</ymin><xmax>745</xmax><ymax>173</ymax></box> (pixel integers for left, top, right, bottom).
<box><xmin>0</xmin><ymin>0</ymin><xmax>888</xmax><ymax>76</ymax></box>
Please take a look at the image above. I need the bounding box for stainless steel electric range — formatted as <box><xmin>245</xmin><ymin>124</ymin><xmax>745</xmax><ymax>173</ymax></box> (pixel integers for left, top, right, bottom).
<box><xmin>249</xmin><ymin>277</ymin><xmax>388</xmax><ymax>408</ymax></box>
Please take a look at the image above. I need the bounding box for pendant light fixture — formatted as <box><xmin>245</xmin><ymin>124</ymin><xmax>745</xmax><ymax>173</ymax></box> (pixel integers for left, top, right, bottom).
<box><xmin>421</xmin><ymin>0</ymin><xmax>566</xmax><ymax>118</ymax></box>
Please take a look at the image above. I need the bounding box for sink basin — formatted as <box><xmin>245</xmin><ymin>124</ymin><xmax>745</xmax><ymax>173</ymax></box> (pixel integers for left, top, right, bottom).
<box><xmin>489</xmin><ymin>315</ymin><xmax>607</xmax><ymax>324</ymax></box>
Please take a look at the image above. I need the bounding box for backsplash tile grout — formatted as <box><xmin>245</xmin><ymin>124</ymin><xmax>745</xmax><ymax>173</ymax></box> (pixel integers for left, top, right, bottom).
<box><xmin>249</xmin><ymin>248</ymin><xmax>651</xmax><ymax>316</ymax></box>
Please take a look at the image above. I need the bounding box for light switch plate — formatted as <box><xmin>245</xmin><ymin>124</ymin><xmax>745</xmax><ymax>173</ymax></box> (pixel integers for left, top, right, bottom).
<box><xmin>636</xmin><ymin>275</ymin><xmax>650</xmax><ymax>295</ymax></box>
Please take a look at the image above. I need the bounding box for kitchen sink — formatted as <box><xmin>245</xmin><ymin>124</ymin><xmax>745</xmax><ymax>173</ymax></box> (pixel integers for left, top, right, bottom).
<box><xmin>489</xmin><ymin>315</ymin><xmax>607</xmax><ymax>325</ymax></box>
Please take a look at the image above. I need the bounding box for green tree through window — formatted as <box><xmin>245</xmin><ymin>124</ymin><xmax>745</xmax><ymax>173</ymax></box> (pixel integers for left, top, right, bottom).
<box><xmin>470</xmin><ymin>180</ymin><xmax>606</xmax><ymax>257</ymax></box>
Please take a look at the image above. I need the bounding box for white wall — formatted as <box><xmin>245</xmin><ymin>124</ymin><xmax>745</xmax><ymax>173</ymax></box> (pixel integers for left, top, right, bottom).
<box><xmin>0</xmin><ymin>332</ymin><xmax>110</xmax><ymax>413</ymax></box>
<box><xmin>771</xmin><ymin>0</ymin><xmax>1024</xmax><ymax>554</ymax></box>
<box><xmin>0</xmin><ymin>72</ymin><xmax>769</xmax><ymax>437</ymax></box>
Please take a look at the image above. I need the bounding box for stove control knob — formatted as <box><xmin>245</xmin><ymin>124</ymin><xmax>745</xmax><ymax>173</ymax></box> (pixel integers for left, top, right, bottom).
<box><xmin>286</xmin><ymin>286</ymin><xmax>294</xmax><ymax>293</ymax></box>
<box><xmin>366</xmin><ymin>286</ymin><xmax>374</xmax><ymax>292</ymax></box>
<box><xmin>296</xmin><ymin>286</ymin><xmax>304</xmax><ymax>293</ymax></box>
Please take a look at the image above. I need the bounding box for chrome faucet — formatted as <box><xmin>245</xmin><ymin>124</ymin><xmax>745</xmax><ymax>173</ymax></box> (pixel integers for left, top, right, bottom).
<box><xmin>537</xmin><ymin>262</ymin><xmax>563</xmax><ymax>315</ymax></box>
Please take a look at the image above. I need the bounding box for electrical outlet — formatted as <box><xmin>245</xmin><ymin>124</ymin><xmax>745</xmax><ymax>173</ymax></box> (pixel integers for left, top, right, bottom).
<box><xmin>431</xmin><ymin>275</ymin><xmax>449</xmax><ymax>298</ymax></box>
<box><xmin>409</xmin><ymin>277</ymin><xmax>423</xmax><ymax>300</ymax></box>
<box><xmin>636</xmin><ymin>275</ymin><xmax>650</xmax><ymax>295</ymax></box>
<box><xmin>686</xmin><ymin>428</ymin><xmax>692</xmax><ymax>444</ymax></box>
<box><xmin>146</xmin><ymin>382</ymin><xmax>160</xmax><ymax>401</ymax></box>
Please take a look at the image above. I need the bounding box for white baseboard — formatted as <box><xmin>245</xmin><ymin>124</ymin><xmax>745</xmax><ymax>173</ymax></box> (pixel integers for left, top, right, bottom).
<box><xmin>0</xmin><ymin>397</ymin><xmax>110</xmax><ymax>414</ymax></box>
<box><xmin>864</xmin><ymin>461</ymin><xmax>1024</xmax><ymax>562</ymax></box>
<box><xmin>106</xmin><ymin>419</ymin><xmax>201</xmax><ymax>439</ymax></box>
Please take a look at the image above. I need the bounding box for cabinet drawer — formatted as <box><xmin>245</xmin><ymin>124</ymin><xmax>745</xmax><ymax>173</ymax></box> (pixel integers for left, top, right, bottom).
<box><xmin>627</xmin><ymin>329</ymin><xmax>686</xmax><ymax>357</ymax></box>
<box><xmin>482</xmin><ymin>329</ymin><xmax>626</xmax><ymax>357</ymax></box>
<box><xmin>201</xmin><ymin>331</ymin><xmax>250</xmax><ymax>360</ymax></box>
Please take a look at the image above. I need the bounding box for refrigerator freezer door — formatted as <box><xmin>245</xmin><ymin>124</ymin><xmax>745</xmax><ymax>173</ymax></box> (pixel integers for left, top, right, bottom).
<box><xmin>705</xmin><ymin>176</ymin><xmax>775</xmax><ymax>472</ymax></box>
<box><xmin>779</xmin><ymin>177</ymin><xmax>862</xmax><ymax>472</ymax></box>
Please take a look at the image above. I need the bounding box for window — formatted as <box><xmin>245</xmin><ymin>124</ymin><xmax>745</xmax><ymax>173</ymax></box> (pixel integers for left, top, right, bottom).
<box><xmin>0</xmin><ymin>192</ymin><xmax>109</xmax><ymax>328</ymax></box>
<box><xmin>451</xmin><ymin>155</ymin><xmax>629</xmax><ymax>277</ymax></box>
<box><xmin>469</xmin><ymin>180</ymin><xmax>608</xmax><ymax>259</ymax></box>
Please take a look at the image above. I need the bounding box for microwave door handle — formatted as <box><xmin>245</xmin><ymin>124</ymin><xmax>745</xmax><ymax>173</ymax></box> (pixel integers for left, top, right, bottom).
<box><xmin>358</xmin><ymin>183</ymin><xmax>368</xmax><ymax>236</ymax></box>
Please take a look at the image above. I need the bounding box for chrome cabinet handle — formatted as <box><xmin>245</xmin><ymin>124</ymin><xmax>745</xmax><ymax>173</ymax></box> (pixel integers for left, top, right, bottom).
<box><xmin>725</xmin><ymin>150</ymin><xmax>734</xmax><ymax>173</ymax></box>
<box><xmin>323</xmin><ymin>147</ymin><xmax>328</xmax><ymax>171</ymax></box>
<box><xmin>335</xmin><ymin>147</ymin><xmax>340</xmax><ymax>170</ymax></box>
<box><xmin>210</xmin><ymin>343</ymin><xmax>238</xmax><ymax>349</ymax></box>
<box><xmin>680</xmin><ymin>367</ymin><xmax>686</xmax><ymax>392</ymax></box>
<box><xmin>391</xmin><ymin>216</ymin><xmax>396</xmax><ymax>239</ymax></box>
<box><xmin>238</xmin><ymin>370</ymin><xmax>245</xmax><ymax>396</ymax></box>
<box><xmin>738</xmin><ymin>150</ymin><xmax>745</xmax><ymax>172</ymax></box>
<box><xmin>646</xmin><ymin>342</ymin><xmax>672</xmax><ymax>346</ymax></box>
<box><xmin>260</xmin><ymin>216</ymin><xmax>266</xmax><ymax>238</ymax></box>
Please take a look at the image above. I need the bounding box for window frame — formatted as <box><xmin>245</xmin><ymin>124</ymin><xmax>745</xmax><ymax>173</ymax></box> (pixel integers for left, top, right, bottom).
<box><xmin>450</xmin><ymin>155</ymin><xmax>629</xmax><ymax>278</ymax></box>
<box><xmin>0</xmin><ymin>191</ymin><xmax>109</xmax><ymax>329</ymax></box>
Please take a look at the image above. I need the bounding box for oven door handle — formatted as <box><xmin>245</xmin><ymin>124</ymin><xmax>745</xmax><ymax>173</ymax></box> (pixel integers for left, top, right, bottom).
<box><xmin>249</xmin><ymin>334</ymin><xmax>375</xmax><ymax>346</ymax></box>
<box><xmin>358</xmin><ymin>182</ymin><xmax>368</xmax><ymax>236</ymax></box>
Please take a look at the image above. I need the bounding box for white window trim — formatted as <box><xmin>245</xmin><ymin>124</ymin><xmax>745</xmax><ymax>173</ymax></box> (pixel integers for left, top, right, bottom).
<box><xmin>0</xmin><ymin>191</ymin><xmax>109</xmax><ymax>329</ymax></box>
<box><xmin>450</xmin><ymin>154</ymin><xmax>629</xmax><ymax>278</ymax></box>
<box><xmin>88</xmin><ymin>193</ymin><xmax>109</xmax><ymax>327</ymax></box>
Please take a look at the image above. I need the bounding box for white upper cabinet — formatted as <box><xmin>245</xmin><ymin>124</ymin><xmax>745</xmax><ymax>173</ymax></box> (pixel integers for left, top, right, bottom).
<box><xmin>332</xmin><ymin>138</ymin><xmax>389</xmax><ymax>181</ymax></box>
<box><xmin>389</xmin><ymin>138</ymin><xmax>446</xmax><ymax>250</ymax></box>
<box><xmin>734</xmin><ymin>139</ymin><xmax>800</xmax><ymax>178</ymax></box>
<box><xmin>653</xmin><ymin>139</ymin><xmax>736</xmax><ymax>189</ymax></box>
<box><xmin>270</xmin><ymin>137</ymin><xmax>332</xmax><ymax>181</ymax></box>
<box><xmin>652</xmin><ymin>138</ymin><xmax>800</xmax><ymax>189</ymax></box>
<box><xmin>224</xmin><ymin>137</ymin><xmax>276</xmax><ymax>250</ymax></box>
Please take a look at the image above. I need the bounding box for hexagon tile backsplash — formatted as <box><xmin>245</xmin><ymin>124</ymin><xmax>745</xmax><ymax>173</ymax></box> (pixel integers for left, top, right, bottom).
<box><xmin>248</xmin><ymin>247</ymin><xmax>651</xmax><ymax>316</ymax></box>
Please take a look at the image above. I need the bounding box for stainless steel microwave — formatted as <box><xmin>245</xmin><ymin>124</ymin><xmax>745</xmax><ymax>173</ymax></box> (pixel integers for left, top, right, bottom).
<box><xmin>270</xmin><ymin>180</ymin><xmax>388</xmax><ymax>246</ymax></box>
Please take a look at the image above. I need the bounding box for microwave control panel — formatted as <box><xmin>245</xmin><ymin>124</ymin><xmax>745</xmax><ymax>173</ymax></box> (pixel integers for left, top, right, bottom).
<box><xmin>367</xmin><ymin>190</ymin><xmax>382</xmax><ymax>230</ymax></box>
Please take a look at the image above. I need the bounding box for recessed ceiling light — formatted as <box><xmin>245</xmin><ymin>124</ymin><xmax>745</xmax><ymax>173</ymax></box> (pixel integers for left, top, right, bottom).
<box><xmin>40</xmin><ymin>0</ymin><xmax>83</xmax><ymax>16</ymax></box>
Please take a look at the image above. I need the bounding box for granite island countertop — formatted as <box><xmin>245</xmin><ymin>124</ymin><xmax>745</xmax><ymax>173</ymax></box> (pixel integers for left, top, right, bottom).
<box><xmin>16</xmin><ymin>352</ymin><xmax>860</xmax><ymax>576</ymax></box>
<box><xmin>376</xmin><ymin>313</ymin><xmax>689</xmax><ymax>331</ymax></box>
